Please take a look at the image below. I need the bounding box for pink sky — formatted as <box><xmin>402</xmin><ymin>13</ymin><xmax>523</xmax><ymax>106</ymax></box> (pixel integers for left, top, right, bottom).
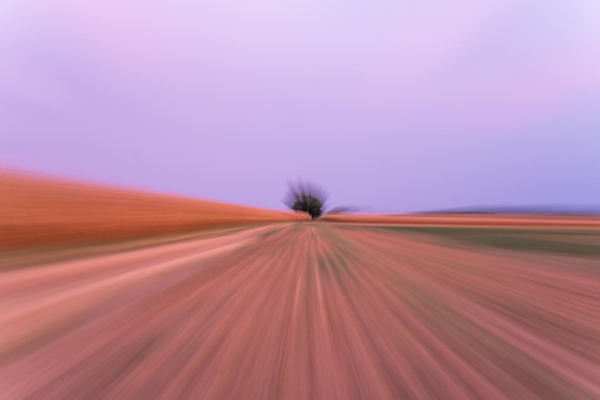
<box><xmin>1</xmin><ymin>0</ymin><xmax>599</xmax><ymax>211</ymax></box>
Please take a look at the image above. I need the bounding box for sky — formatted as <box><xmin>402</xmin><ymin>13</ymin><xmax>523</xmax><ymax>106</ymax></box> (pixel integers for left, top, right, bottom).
<box><xmin>1</xmin><ymin>0</ymin><xmax>600</xmax><ymax>212</ymax></box>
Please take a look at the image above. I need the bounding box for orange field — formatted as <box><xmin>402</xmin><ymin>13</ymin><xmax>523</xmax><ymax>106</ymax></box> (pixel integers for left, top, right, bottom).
<box><xmin>0</xmin><ymin>171</ymin><xmax>306</xmax><ymax>251</ymax></box>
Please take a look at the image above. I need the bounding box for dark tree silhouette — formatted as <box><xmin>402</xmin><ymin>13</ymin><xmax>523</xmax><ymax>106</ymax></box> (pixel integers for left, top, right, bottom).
<box><xmin>283</xmin><ymin>180</ymin><xmax>327</xmax><ymax>220</ymax></box>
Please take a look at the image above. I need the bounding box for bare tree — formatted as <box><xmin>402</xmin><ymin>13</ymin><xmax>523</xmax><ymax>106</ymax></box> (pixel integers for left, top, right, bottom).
<box><xmin>283</xmin><ymin>180</ymin><xmax>327</xmax><ymax>220</ymax></box>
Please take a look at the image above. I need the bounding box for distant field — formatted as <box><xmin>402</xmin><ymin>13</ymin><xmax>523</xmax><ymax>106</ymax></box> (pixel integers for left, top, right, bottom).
<box><xmin>323</xmin><ymin>212</ymin><xmax>600</xmax><ymax>228</ymax></box>
<box><xmin>0</xmin><ymin>171</ymin><xmax>306</xmax><ymax>251</ymax></box>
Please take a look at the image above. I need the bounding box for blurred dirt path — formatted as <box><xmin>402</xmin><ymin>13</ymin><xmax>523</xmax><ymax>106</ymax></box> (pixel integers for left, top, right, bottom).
<box><xmin>1</xmin><ymin>223</ymin><xmax>599</xmax><ymax>399</ymax></box>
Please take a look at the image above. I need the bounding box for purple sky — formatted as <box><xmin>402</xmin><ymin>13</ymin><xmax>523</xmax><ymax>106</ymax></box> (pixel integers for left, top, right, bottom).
<box><xmin>2</xmin><ymin>1</ymin><xmax>600</xmax><ymax>212</ymax></box>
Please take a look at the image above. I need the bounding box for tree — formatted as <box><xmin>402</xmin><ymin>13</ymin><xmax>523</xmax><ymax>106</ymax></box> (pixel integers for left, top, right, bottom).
<box><xmin>283</xmin><ymin>180</ymin><xmax>327</xmax><ymax>220</ymax></box>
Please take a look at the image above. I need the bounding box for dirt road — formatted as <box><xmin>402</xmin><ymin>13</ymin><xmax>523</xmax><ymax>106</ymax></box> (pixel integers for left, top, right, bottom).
<box><xmin>1</xmin><ymin>223</ymin><xmax>599</xmax><ymax>399</ymax></box>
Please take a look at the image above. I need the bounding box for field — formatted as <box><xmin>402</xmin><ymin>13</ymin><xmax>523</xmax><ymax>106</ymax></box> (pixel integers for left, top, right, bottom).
<box><xmin>1</xmin><ymin>219</ymin><xmax>599</xmax><ymax>399</ymax></box>
<box><xmin>0</xmin><ymin>171</ymin><xmax>306</xmax><ymax>251</ymax></box>
<box><xmin>323</xmin><ymin>212</ymin><xmax>600</xmax><ymax>228</ymax></box>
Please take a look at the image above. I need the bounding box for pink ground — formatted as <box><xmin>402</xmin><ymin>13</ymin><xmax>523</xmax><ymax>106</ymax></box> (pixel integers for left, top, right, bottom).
<box><xmin>1</xmin><ymin>223</ymin><xmax>599</xmax><ymax>399</ymax></box>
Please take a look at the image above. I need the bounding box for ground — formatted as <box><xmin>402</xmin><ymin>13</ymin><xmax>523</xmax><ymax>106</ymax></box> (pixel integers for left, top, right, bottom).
<box><xmin>1</xmin><ymin>223</ymin><xmax>599</xmax><ymax>399</ymax></box>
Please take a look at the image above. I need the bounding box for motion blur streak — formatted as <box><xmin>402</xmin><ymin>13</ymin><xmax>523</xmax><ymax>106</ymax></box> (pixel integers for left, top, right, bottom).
<box><xmin>1</xmin><ymin>223</ymin><xmax>599</xmax><ymax>399</ymax></box>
